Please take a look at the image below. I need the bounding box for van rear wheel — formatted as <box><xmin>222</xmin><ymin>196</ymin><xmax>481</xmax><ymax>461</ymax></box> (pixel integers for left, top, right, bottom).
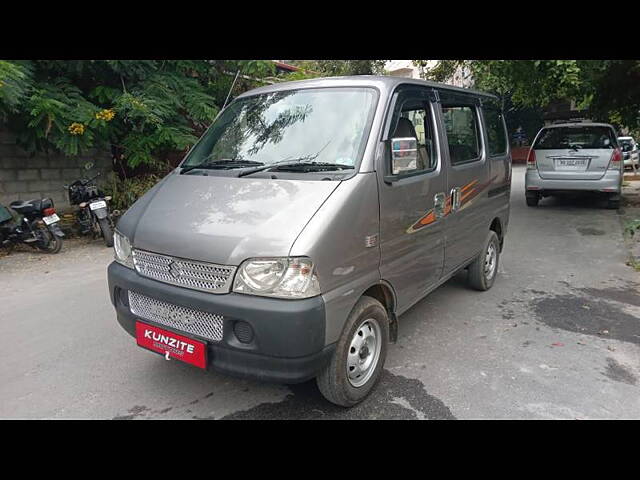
<box><xmin>316</xmin><ymin>296</ymin><xmax>389</xmax><ymax>407</ymax></box>
<box><xmin>467</xmin><ymin>231</ymin><xmax>500</xmax><ymax>291</ymax></box>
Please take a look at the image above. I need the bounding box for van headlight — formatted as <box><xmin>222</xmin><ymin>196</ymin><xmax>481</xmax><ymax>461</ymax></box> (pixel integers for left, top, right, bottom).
<box><xmin>113</xmin><ymin>230</ymin><xmax>134</xmax><ymax>269</ymax></box>
<box><xmin>233</xmin><ymin>257</ymin><xmax>321</xmax><ymax>299</ymax></box>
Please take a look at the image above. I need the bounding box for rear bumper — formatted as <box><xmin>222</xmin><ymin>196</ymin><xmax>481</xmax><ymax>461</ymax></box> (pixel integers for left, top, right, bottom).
<box><xmin>525</xmin><ymin>168</ymin><xmax>622</xmax><ymax>194</ymax></box>
<box><xmin>108</xmin><ymin>261</ymin><xmax>334</xmax><ymax>384</ymax></box>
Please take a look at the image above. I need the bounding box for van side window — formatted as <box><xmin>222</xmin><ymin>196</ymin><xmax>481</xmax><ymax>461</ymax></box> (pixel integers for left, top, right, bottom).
<box><xmin>442</xmin><ymin>105</ymin><xmax>481</xmax><ymax>165</ymax></box>
<box><xmin>484</xmin><ymin>107</ymin><xmax>507</xmax><ymax>156</ymax></box>
<box><xmin>390</xmin><ymin>103</ymin><xmax>437</xmax><ymax>174</ymax></box>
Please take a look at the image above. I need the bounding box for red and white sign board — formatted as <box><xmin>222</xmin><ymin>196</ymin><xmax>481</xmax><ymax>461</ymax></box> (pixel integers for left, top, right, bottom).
<box><xmin>136</xmin><ymin>321</ymin><xmax>207</xmax><ymax>369</ymax></box>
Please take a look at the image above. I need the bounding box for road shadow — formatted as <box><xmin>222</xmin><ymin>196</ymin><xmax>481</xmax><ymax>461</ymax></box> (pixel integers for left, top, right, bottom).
<box><xmin>218</xmin><ymin>370</ymin><xmax>456</xmax><ymax>420</ymax></box>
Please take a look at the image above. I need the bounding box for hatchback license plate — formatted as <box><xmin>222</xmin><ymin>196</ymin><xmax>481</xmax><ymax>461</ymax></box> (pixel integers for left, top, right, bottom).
<box><xmin>135</xmin><ymin>321</ymin><xmax>207</xmax><ymax>369</ymax></box>
<box><xmin>557</xmin><ymin>159</ymin><xmax>587</xmax><ymax>167</ymax></box>
<box><xmin>42</xmin><ymin>214</ymin><xmax>60</xmax><ymax>225</ymax></box>
<box><xmin>89</xmin><ymin>200</ymin><xmax>107</xmax><ymax>210</ymax></box>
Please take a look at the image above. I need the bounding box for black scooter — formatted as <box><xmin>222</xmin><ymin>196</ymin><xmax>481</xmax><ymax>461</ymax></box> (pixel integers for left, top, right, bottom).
<box><xmin>65</xmin><ymin>172</ymin><xmax>114</xmax><ymax>247</ymax></box>
<box><xmin>0</xmin><ymin>197</ymin><xmax>65</xmax><ymax>254</ymax></box>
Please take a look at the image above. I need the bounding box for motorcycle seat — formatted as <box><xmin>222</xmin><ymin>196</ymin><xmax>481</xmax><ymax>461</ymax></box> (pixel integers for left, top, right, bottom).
<box><xmin>10</xmin><ymin>199</ymin><xmax>42</xmax><ymax>213</ymax></box>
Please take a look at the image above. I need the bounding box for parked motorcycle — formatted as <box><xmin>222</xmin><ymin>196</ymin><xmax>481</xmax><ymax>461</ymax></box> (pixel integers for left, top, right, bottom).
<box><xmin>0</xmin><ymin>197</ymin><xmax>65</xmax><ymax>254</ymax></box>
<box><xmin>65</xmin><ymin>171</ymin><xmax>114</xmax><ymax>247</ymax></box>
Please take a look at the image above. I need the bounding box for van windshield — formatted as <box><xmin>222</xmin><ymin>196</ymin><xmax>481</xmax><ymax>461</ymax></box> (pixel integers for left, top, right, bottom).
<box><xmin>181</xmin><ymin>87</ymin><xmax>378</xmax><ymax>173</ymax></box>
<box><xmin>534</xmin><ymin>126</ymin><xmax>616</xmax><ymax>150</ymax></box>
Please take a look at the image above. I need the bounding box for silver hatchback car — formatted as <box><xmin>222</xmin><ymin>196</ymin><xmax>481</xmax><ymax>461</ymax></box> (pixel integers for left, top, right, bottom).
<box><xmin>525</xmin><ymin>122</ymin><xmax>623</xmax><ymax>209</ymax></box>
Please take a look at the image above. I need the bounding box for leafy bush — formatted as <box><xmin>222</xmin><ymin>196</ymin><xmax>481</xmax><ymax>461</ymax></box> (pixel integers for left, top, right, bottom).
<box><xmin>103</xmin><ymin>173</ymin><xmax>163</xmax><ymax>212</ymax></box>
<box><xmin>0</xmin><ymin>60</ymin><xmax>276</xmax><ymax>167</ymax></box>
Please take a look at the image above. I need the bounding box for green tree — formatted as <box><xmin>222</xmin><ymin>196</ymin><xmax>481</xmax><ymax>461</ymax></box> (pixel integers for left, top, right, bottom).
<box><xmin>285</xmin><ymin>60</ymin><xmax>387</xmax><ymax>80</ymax></box>
<box><xmin>414</xmin><ymin>59</ymin><xmax>640</xmax><ymax>131</ymax></box>
<box><xmin>0</xmin><ymin>60</ymin><xmax>276</xmax><ymax>168</ymax></box>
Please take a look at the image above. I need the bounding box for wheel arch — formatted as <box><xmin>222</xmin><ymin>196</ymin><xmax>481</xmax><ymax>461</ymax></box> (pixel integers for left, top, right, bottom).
<box><xmin>490</xmin><ymin>216</ymin><xmax>504</xmax><ymax>251</ymax></box>
<box><xmin>361</xmin><ymin>280</ymin><xmax>398</xmax><ymax>343</ymax></box>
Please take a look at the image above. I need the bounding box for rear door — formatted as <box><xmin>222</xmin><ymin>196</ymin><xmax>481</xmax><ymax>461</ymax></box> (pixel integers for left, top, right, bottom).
<box><xmin>534</xmin><ymin>125</ymin><xmax>616</xmax><ymax>180</ymax></box>
<box><xmin>437</xmin><ymin>91</ymin><xmax>491</xmax><ymax>274</ymax></box>
<box><xmin>377</xmin><ymin>86</ymin><xmax>446</xmax><ymax>311</ymax></box>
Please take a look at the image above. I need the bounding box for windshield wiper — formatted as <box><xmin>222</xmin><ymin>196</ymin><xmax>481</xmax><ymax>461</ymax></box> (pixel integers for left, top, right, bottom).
<box><xmin>181</xmin><ymin>159</ymin><xmax>264</xmax><ymax>174</ymax></box>
<box><xmin>273</xmin><ymin>162</ymin><xmax>354</xmax><ymax>172</ymax></box>
<box><xmin>238</xmin><ymin>161</ymin><xmax>353</xmax><ymax>177</ymax></box>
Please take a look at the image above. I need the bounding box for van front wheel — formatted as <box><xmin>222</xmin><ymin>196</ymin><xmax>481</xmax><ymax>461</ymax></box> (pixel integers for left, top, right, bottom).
<box><xmin>316</xmin><ymin>296</ymin><xmax>389</xmax><ymax>407</ymax></box>
<box><xmin>467</xmin><ymin>231</ymin><xmax>500</xmax><ymax>291</ymax></box>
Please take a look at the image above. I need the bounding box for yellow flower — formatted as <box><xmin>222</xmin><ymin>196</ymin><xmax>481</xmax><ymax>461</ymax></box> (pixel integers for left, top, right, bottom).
<box><xmin>0</xmin><ymin>81</ymin><xmax>4</xmax><ymax>88</ymax></box>
<box><xmin>95</xmin><ymin>108</ymin><xmax>115</xmax><ymax>121</ymax></box>
<box><xmin>68</xmin><ymin>122</ymin><xmax>85</xmax><ymax>135</ymax></box>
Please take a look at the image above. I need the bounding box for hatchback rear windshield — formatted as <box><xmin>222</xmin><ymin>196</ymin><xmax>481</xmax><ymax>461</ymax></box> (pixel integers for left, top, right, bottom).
<box><xmin>534</xmin><ymin>126</ymin><xmax>617</xmax><ymax>150</ymax></box>
<box><xmin>619</xmin><ymin>139</ymin><xmax>636</xmax><ymax>152</ymax></box>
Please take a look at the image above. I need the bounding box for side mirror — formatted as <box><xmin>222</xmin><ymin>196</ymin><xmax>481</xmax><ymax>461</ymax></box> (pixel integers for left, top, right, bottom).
<box><xmin>391</xmin><ymin>137</ymin><xmax>418</xmax><ymax>175</ymax></box>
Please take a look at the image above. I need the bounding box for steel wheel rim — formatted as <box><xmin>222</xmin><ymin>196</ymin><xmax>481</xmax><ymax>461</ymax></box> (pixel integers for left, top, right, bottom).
<box><xmin>484</xmin><ymin>242</ymin><xmax>497</xmax><ymax>280</ymax></box>
<box><xmin>347</xmin><ymin>318</ymin><xmax>382</xmax><ymax>388</ymax></box>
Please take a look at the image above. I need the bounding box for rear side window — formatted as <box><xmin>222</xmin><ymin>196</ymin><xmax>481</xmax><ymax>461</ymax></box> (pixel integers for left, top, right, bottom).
<box><xmin>483</xmin><ymin>108</ymin><xmax>507</xmax><ymax>156</ymax></box>
<box><xmin>442</xmin><ymin>105</ymin><xmax>481</xmax><ymax>165</ymax></box>
<box><xmin>534</xmin><ymin>126</ymin><xmax>616</xmax><ymax>150</ymax></box>
<box><xmin>619</xmin><ymin>139</ymin><xmax>636</xmax><ymax>152</ymax></box>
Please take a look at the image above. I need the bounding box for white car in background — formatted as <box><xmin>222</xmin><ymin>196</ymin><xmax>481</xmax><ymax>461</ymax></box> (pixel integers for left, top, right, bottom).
<box><xmin>618</xmin><ymin>136</ymin><xmax>639</xmax><ymax>170</ymax></box>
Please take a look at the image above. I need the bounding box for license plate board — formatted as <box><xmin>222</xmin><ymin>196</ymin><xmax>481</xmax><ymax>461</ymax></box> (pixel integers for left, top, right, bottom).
<box><xmin>89</xmin><ymin>200</ymin><xmax>107</xmax><ymax>210</ymax></box>
<box><xmin>42</xmin><ymin>213</ymin><xmax>60</xmax><ymax>225</ymax></box>
<box><xmin>557</xmin><ymin>159</ymin><xmax>587</xmax><ymax>168</ymax></box>
<box><xmin>135</xmin><ymin>321</ymin><xmax>207</xmax><ymax>369</ymax></box>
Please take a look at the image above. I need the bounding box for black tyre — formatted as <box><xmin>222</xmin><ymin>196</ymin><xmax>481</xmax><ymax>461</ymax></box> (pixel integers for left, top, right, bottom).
<box><xmin>607</xmin><ymin>194</ymin><xmax>621</xmax><ymax>210</ymax></box>
<box><xmin>525</xmin><ymin>194</ymin><xmax>539</xmax><ymax>207</ymax></box>
<box><xmin>467</xmin><ymin>231</ymin><xmax>500</xmax><ymax>291</ymax></box>
<box><xmin>35</xmin><ymin>225</ymin><xmax>63</xmax><ymax>254</ymax></box>
<box><xmin>316</xmin><ymin>296</ymin><xmax>389</xmax><ymax>407</ymax></box>
<box><xmin>98</xmin><ymin>217</ymin><xmax>114</xmax><ymax>247</ymax></box>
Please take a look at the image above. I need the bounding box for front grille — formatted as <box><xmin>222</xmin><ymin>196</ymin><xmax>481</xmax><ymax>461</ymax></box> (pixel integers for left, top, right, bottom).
<box><xmin>128</xmin><ymin>291</ymin><xmax>223</xmax><ymax>342</ymax></box>
<box><xmin>132</xmin><ymin>249</ymin><xmax>235</xmax><ymax>294</ymax></box>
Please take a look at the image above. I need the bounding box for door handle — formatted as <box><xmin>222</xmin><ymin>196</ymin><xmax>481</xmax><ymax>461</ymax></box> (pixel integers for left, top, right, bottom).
<box><xmin>434</xmin><ymin>192</ymin><xmax>446</xmax><ymax>218</ymax></box>
<box><xmin>450</xmin><ymin>187</ymin><xmax>461</xmax><ymax>212</ymax></box>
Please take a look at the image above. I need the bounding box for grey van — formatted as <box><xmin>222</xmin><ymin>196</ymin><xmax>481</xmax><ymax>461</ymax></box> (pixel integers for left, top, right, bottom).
<box><xmin>107</xmin><ymin>76</ymin><xmax>511</xmax><ymax>406</ymax></box>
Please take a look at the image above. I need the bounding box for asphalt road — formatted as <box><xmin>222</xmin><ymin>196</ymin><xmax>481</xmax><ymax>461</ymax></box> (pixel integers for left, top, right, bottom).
<box><xmin>1</xmin><ymin>165</ymin><xmax>639</xmax><ymax>419</ymax></box>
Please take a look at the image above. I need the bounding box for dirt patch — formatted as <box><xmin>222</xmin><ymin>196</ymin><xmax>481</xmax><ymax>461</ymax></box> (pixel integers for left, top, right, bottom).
<box><xmin>531</xmin><ymin>294</ymin><xmax>640</xmax><ymax>345</ymax></box>
<box><xmin>603</xmin><ymin>357</ymin><xmax>638</xmax><ymax>385</ymax></box>
<box><xmin>577</xmin><ymin>285</ymin><xmax>640</xmax><ymax>308</ymax></box>
<box><xmin>577</xmin><ymin>227</ymin><xmax>606</xmax><ymax>236</ymax></box>
<box><xmin>113</xmin><ymin>405</ymin><xmax>151</xmax><ymax>420</ymax></box>
<box><xmin>216</xmin><ymin>370</ymin><xmax>456</xmax><ymax>420</ymax></box>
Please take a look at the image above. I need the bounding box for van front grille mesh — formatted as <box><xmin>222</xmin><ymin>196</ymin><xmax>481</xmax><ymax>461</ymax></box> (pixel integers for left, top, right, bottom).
<box><xmin>132</xmin><ymin>249</ymin><xmax>235</xmax><ymax>293</ymax></box>
<box><xmin>129</xmin><ymin>290</ymin><xmax>223</xmax><ymax>342</ymax></box>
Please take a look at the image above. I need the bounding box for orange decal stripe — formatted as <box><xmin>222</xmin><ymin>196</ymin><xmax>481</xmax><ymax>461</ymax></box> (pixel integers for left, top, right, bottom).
<box><xmin>461</xmin><ymin>180</ymin><xmax>478</xmax><ymax>193</ymax></box>
<box><xmin>419</xmin><ymin>211</ymin><xmax>436</xmax><ymax>225</ymax></box>
<box><xmin>461</xmin><ymin>188</ymin><xmax>477</xmax><ymax>203</ymax></box>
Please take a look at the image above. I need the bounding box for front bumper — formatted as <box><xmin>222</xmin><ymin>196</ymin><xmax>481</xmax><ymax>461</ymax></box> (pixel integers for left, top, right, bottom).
<box><xmin>107</xmin><ymin>261</ymin><xmax>334</xmax><ymax>384</ymax></box>
<box><xmin>525</xmin><ymin>168</ymin><xmax>622</xmax><ymax>194</ymax></box>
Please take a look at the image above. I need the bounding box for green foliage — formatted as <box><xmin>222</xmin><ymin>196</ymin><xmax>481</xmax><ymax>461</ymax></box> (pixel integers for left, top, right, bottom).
<box><xmin>103</xmin><ymin>173</ymin><xmax>163</xmax><ymax>211</ymax></box>
<box><xmin>0</xmin><ymin>60</ymin><xmax>33</xmax><ymax>115</ymax></box>
<box><xmin>624</xmin><ymin>219</ymin><xmax>640</xmax><ymax>237</ymax></box>
<box><xmin>0</xmin><ymin>60</ymin><xmax>276</xmax><ymax>167</ymax></box>
<box><xmin>287</xmin><ymin>60</ymin><xmax>387</xmax><ymax>79</ymax></box>
<box><xmin>415</xmin><ymin>59</ymin><xmax>640</xmax><ymax>131</ymax></box>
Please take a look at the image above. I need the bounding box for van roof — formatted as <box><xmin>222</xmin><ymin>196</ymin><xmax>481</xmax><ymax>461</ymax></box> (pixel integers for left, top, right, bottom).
<box><xmin>543</xmin><ymin>122</ymin><xmax>615</xmax><ymax>129</ymax></box>
<box><xmin>235</xmin><ymin>75</ymin><xmax>498</xmax><ymax>101</ymax></box>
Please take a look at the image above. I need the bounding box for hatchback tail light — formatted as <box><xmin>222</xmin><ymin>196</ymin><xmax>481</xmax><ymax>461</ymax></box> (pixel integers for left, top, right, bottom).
<box><xmin>43</xmin><ymin>207</ymin><xmax>56</xmax><ymax>216</ymax></box>
<box><xmin>608</xmin><ymin>148</ymin><xmax>622</xmax><ymax>171</ymax></box>
<box><xmin>526</xmin><ymin>149</ymin><xmax>537</xmax><ymax>169</ymax></box>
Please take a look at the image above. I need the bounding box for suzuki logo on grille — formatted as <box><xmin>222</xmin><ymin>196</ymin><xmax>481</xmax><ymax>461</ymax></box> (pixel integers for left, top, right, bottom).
<box><xmin>169</xmin><ymin>262</ymin><xmax>184</xmax><ymax>279</ymax></box>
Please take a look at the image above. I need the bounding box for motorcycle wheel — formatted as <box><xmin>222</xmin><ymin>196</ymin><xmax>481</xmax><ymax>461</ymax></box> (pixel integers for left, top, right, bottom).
<box><xmin>98</xmin><ymin>217</ymin><xmax>114</xmax><ymax>247</ymax></box>
<box><xmin>35</xmin><ymin>225</ymin><xmax>63</xmax><ymax>254</ymax></box>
